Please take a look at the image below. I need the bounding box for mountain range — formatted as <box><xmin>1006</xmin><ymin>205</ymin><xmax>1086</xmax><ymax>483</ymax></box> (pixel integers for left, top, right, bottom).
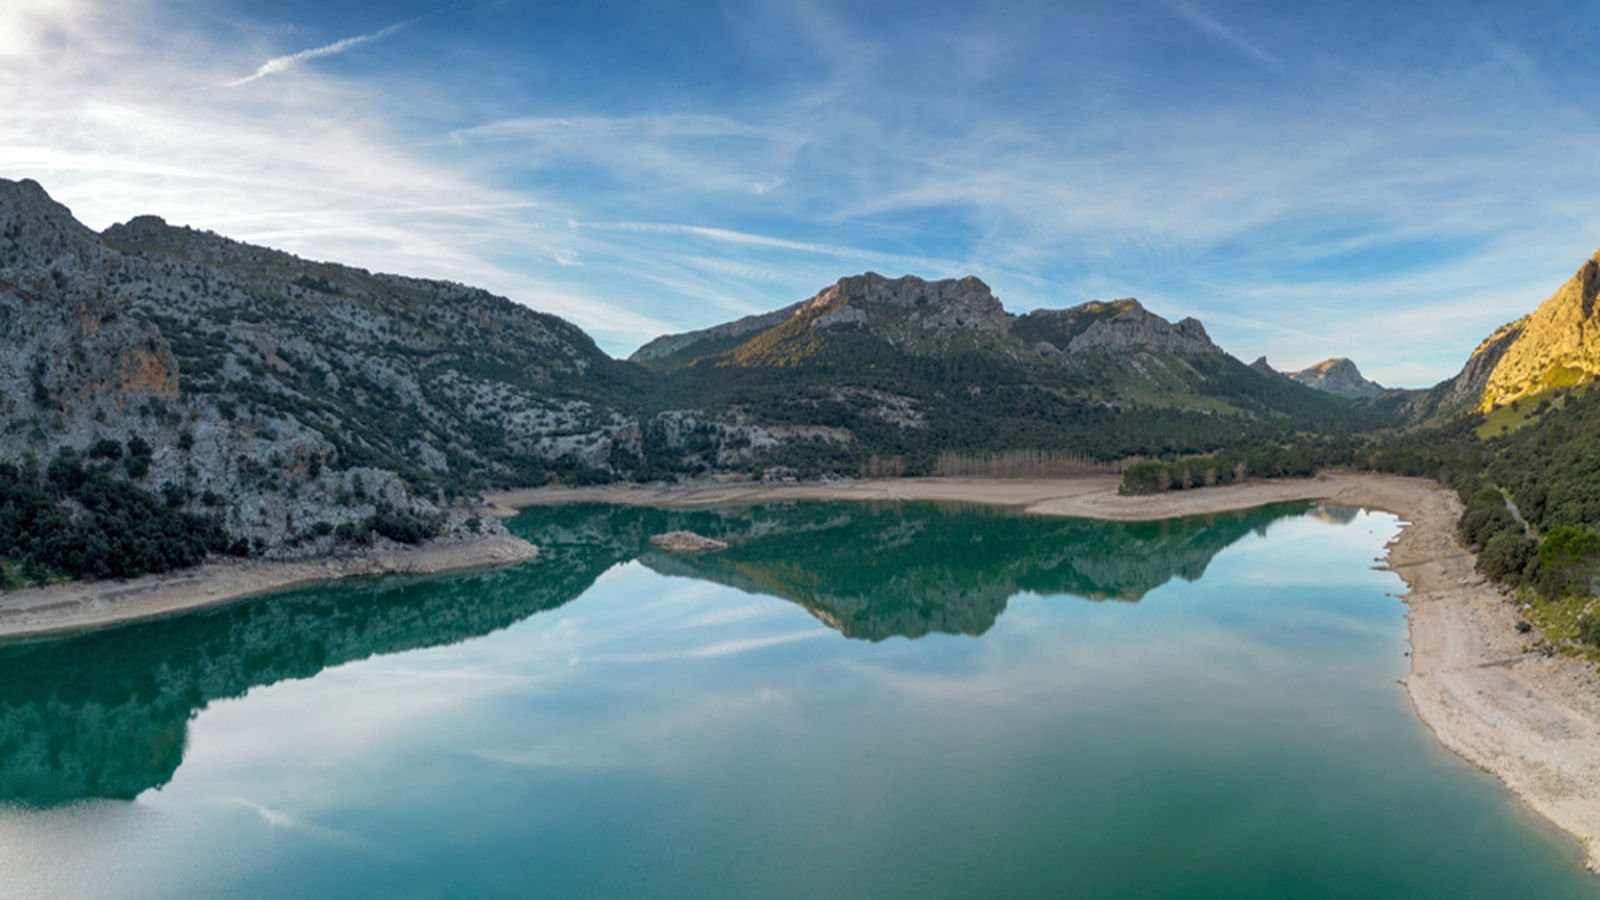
<box><xmin>3</xmin><ymin>175</ymin><xmax>1599</xmax><ymax>562</ymax></box>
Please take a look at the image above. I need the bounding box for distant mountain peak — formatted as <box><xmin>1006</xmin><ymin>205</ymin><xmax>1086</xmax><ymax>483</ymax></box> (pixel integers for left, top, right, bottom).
<box><xmin>1286</xmin><ymin>357</ymin><xmax>1384</xmax><ymax>399</ymax></box>
<box><xmin>1015</xmin><ymin>296</ymin><xmax>1222</xmax><ymax>358</ymax></box>
<box><xmin>803</xmin><ymin>272</ymin><xmax>1012</xmax><ymax>336</ymax></box>
<box><xmin>630</xmin><ymin>273</ymin><xmax>1014</xmax><ymax>371</ymax></box>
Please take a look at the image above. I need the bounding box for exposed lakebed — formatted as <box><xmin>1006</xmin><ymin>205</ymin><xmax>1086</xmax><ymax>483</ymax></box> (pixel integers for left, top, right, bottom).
<box><xmin>0</xmin><ymin>501</ymin><xmax>1595</xmax><ymax>899</ymax></box>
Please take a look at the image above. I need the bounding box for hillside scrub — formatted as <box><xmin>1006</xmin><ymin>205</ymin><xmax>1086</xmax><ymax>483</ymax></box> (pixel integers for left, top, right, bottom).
<box><xmin>0</xmin><ymin>450</ymin><xmax>239</xmax><ymax>584</ymax></box>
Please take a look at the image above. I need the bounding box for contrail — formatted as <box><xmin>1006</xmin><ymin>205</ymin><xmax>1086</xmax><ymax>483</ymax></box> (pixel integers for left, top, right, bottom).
<box><xmin>222</xmin><ymin>18</ymin><xmax>417</xmax><ymax>87</ymax></box>
<box><xmin>1164</xmin><ymin>1</ymin><xmax>1280</xmax><ymax>68</ymax></box>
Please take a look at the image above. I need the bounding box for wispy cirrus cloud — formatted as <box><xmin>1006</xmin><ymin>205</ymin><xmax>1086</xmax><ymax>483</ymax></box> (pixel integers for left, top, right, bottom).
<box><xmin>1160</xmin><ymin>0</ymin><xmax>1280</xmax><ymax>67</ymax></box>
<box><xmin>220</xmin><ymin>17</ymin><xmax>419</xmax><ymax>87</ymax></box>
<box><xmin>5</xmin><ymin>0</ymin><xmax>1600</xmax><ymax>378</ymax></box>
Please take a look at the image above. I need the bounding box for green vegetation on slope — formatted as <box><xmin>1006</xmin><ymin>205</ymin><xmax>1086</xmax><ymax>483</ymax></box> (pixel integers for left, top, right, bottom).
<box><xmin>1121</xmin><ymin>384</ymin><xmax>1600</xmax><ymax>657</ymax></box>
<box><xmin>0</xmin><ymin>448</ymin><xmax>237</xmax><ymax>585</ymax></box>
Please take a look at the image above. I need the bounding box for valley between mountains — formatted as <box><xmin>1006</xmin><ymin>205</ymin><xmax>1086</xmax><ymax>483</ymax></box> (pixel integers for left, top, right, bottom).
<box><xmin>9</xmin><ymin>173</ymin><xmax>1600</xmax><ymax>872</ymax></box>
<box><xmin>4</xmin><ymin>171</ymin><xmax>1600</xmax><ymax>597</ymax></box>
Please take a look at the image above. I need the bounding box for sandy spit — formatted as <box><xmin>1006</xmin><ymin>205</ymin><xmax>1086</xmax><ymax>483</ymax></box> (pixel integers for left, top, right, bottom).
<box><xmin>489</xmin><ymin>472</ymin><xmax>1600</xmax><ymax>871</ymax></box>
<box><xmin>0</xmin><ymin>533</ymin><xmax>539</xmax><ymax>640</ymax></box>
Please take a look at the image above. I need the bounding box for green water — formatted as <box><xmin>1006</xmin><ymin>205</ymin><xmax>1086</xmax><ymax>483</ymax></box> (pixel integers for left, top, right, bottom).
<box><xmin>0</xmin><ymin>501</ymin><xmax>1595</xmax><ymax>899</ymax></box>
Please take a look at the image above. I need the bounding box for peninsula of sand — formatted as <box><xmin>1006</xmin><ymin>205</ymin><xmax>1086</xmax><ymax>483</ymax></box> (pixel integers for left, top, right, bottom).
<box><xmin>487</xmin><ymin>471</ymin><xmax>1600</xmax><ymax>874</ymax></box>
<box><xmin>2</xmin><ymin>470</ymin><xmax>1597</xmax><ymax>872</ymax></box>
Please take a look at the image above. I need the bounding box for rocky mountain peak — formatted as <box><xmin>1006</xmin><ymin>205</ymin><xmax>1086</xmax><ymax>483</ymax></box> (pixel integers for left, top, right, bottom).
<box><xmin>1475</xmin><ymin>248</ymin><xmax>1600</xmax><ymax>410</ymax></box>
<box><xmin>629</xmin><ymin>273</ymin><xmax>1014</xmax><ymax>371</ymax></box>
<box><xmin>1286</xmin><ymin>357</ymin><xmax>1384</xmax><ymax>399</ymax></box>
<box><xmin>0</xmin><ymin>177</ymin><xmax>106</xmax><ymax>275</ymax></box>
<box><xmin>805</xmin><ymin>272</ymin><xmax>1012</xmax><ymax>335</ymax></box>
<box><xmin>1062</xmin><ymin>298</ymin><xmax>1221</xmax><ymax>356</ymax></box>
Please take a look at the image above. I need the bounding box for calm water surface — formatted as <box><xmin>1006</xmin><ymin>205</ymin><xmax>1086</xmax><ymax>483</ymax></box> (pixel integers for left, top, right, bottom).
<box><xmin>0</xmin><ymin>501</ymin><xmax>1595</xmax><ymax>899</ymax></box>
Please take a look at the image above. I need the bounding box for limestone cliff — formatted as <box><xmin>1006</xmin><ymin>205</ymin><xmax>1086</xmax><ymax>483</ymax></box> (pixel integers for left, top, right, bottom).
<box><xmin>1476</xmin><ymin>251</ymin><xmax>1600</xmax><ymax>410</ymax></box>
<box><xmin>0</xmin><ymin>177</ymin><xmax>642</xmax><ymax>555</ymax></box>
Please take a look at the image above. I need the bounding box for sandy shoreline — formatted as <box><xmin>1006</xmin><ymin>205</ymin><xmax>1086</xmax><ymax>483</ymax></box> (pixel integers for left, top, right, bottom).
<box><xmin>0</xmin><ymin>533</ymin><xmax>539</xmax><ymax>640</ymax></box>
<box><xmin>490</xmin><ymin>472</ymin><xmax>1600</xmax><ymax>872</ymax></box>
<box><xmin>484</xmin><ymin>472</ymin><xmax>1375</xmax><ymax>520</ymax></box>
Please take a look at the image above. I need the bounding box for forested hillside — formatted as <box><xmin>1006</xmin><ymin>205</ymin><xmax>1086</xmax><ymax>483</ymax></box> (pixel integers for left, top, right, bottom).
<box><xmin>637</xmin><ymin>274</ymin><xmax>1385</xmax><ymax>477</ymax></box>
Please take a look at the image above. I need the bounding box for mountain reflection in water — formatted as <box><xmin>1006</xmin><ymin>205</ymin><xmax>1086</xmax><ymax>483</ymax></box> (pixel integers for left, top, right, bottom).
<box><xmin>0</xmin><ymin>499</ymin><xmax>1320</xmax><ymax>805</ymax></box>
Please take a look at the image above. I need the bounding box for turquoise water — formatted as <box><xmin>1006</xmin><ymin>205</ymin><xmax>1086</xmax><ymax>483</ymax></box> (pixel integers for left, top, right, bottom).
<box><xmin>0</xmin><ymin>501</ymin><xmax>1595</xmax><ymax>899</ymax></box>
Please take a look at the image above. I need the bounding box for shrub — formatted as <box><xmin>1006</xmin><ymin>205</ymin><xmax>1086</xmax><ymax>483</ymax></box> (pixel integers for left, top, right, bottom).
<box><xmin>369</xmin><ymin>509</ymin><xmax>441</xmax><ymax>545</ymax></box>
<box><xmin>1478</xmin><ymin>530</ymin><xmax>1537</xmax><ymax>583</ymax></box>
<box><xmin>0</xmin><ymin>462</ymin><xmax>232</xmax><ymax>581</ymax></box>
<box><xmin>1532</xmin><ymin>525</ymin><xmax>1600</xmax><ymax>600</ymax></box>
<box><xmin>1578</xmin><ymin>612</ymin><xmax>1600</xmax><ymax>647</ymax></box>
<box><xmin>1458</xmin><ymin>500</ymin><xmax>1517</xmax><ymax>550</ymax></box>
<box><xmin>1120</xmin><ymin>461</ymin><xmax>1168</xmax><ymax>495</ymax></box>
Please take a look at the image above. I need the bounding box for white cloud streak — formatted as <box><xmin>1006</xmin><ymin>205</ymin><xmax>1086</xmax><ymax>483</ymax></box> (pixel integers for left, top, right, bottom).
<box><xmin>221</xmin><ymin>18</ymin><xmax>418</xmax><ymax>88</ymax></box>
<box><xmin>3</xmin><ymin>0</ymin><xmax>1599</xmax><ymax>376</ymax></box>
<box><xmin>1162</xmin><ymin>1</ymin><xmax>1280</xmax><ymax>67</ymax></box>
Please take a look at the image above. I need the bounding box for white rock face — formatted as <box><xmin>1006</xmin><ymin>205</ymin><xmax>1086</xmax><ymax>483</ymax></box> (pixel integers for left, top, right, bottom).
<box><xmin>0</xmin><ymin>177</ymin><xmax>642</xmax><ymax>554</ymax></box>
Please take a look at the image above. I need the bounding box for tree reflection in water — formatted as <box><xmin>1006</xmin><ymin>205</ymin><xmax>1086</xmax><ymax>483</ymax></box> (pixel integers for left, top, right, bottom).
<box><xmin>0</xmin><ymin>499</ymin><xmax>1320</xmax><ymax>805</ymax></box>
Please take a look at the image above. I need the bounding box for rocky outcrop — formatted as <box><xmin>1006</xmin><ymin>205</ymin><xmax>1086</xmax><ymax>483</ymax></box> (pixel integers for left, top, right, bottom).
<box><xmin>803</xmin><ymin>272</ymin><xmax>1012</xmax><ymax>336</ymax></box>
<box><xmin>1401</xmin><ymin>247</ymin><xmax>1600</xmax><ymax>422</ymax></box>
<box><xmin>1286</xmin><ymin>358</ymin><xmax>1384</xmax><ymax>399</ymax></box>
<box><xmin>634</xmin><ymin>273</ymin><xmax>1016</xmax><ymax>373</ymax></box>
<box><xmin>1475</xmin><ymin>251</ymin><xmax>1600</xmax><ymax>410</ymax></box>
<box><xmin>1011</xmin><ymin>298</ymin><xmax>1224</xmax><ymax>360</ymax></box>
<box><xmin>623</xmin><ymin>272</ymin><xmax>1375</xmax><ymax>457</ymax></box>
<box><xmin>1058</xmin><ymin>299</ymin><xmax>1221</xmax><ymax>356</ymax></box>
<box><xmin>1392</xmin><ymin>316</ymin><xmax>1527</xmax><ymax>424</ymax></box>
<box><xmin>631</xmin><ymin>274</ymin><xmax>1012</xmax><ymax>372</ymax></box>
<box><xmin>645</xmin><ymin>282</ymin><xmax>1229</xmax><ymax>370</ymax></box>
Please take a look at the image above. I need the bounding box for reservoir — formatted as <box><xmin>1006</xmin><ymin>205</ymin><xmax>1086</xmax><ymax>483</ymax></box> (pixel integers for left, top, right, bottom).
<box><xmin>1</xmin><ymin>501</ymin><xmax>1595</xmax><ymax>898</ymax></box>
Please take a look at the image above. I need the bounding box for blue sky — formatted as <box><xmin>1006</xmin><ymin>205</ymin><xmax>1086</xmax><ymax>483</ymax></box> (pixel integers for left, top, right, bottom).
<box><xmin>3</xmin><ymin>0</ymin><xmax>1599</xmax><ymax>385</ymax></box>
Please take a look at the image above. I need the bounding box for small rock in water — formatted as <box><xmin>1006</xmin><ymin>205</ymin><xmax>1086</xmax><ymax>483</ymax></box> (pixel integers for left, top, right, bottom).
<box><xmin>649</xmin><ymin>531</ymin><xmax>729</xmax><ymax>554</ymax></box>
